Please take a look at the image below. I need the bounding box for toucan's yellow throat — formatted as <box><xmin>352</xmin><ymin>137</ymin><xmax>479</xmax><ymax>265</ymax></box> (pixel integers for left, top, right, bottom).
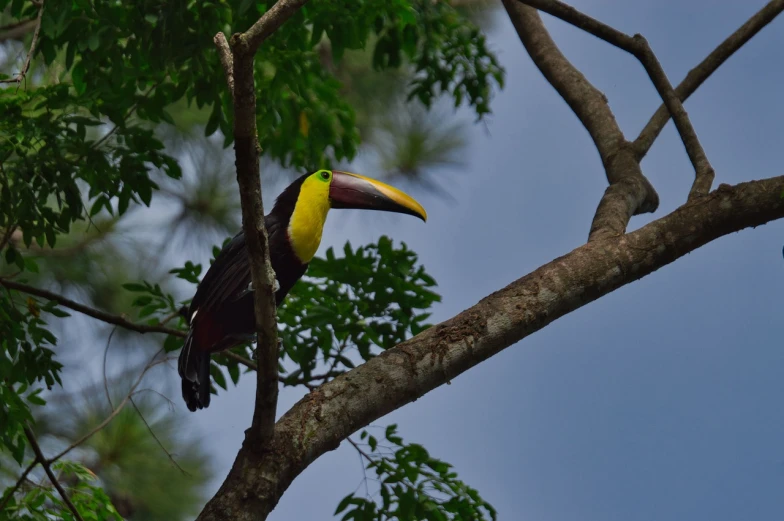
<box><xmin>287</xmin><ymin>170</ymin><xmax>427</xmax><ymax>263</ymax></box>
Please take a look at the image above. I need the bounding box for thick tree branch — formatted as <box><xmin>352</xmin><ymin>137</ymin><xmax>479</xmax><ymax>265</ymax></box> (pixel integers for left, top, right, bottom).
<box><xmin>634</xmin><ymin>0</ymin><xmax>784</xmax><ymax>157</ymax></box>
<box><xmin>502</xmin><ymin>0</ymin><xmax>658</xmax><ymax>238</ymax></box>
<box><xmin>24</xmin><ymin>426</ymin><xmax>86</xmax><ymax>521</ymax></box>
<box><xmin>517</xmin><ymin>0</ymin><xmax>715</xmax><ymax>198</ymax></box>
<box><xmin>588</xmin><ymin>176</ymin><xmax>652</xmax><ymax>241</ymax></box>
<box><xmin>198</xmin><ymin>175</ymin><xmax>784</xmax><ymax>521</ymax></box>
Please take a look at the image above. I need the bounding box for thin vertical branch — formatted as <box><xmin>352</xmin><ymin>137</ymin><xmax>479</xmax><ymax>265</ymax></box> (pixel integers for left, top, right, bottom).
<box><xmin>213</xmin><ymin>32</ymin><xmax>235</xmax><ymax>101</ymax></box>
<box><xmin>228</xmin><ymin>49</ymin><xmax>280</xmax><ymax>444</ymax></box>
<box><xmin>0</xmin><ymin>0</ymin><xmax>44</xmax><ymax>85</ymax></box>
<box><xmin>212</xmin><ymin>0</ymin><xmax>312</xmax><ymax>446</ymax></box>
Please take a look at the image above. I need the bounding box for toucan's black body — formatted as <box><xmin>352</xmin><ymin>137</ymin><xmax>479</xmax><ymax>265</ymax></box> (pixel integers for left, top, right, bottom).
<box><xmin>177</xmin><ymin>170</ymin><xmax>427</xmax><ymax>412</ymax></box>
<box><xmin>178</xmin><ymin>176</ymin><xmax>307</xmax><ymax>411</ymax></box>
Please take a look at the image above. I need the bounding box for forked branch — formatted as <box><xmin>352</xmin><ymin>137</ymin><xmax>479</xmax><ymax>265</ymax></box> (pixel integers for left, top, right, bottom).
<box><xmin>502</xmin><ymin>0</ymin><xmax>658</xmax><ymax>240</ymax></box>
<box><xmin>517</xmin><ymin>0</ymin><xmax>714</xmax><ymax>199</ymax></box>
<box><xmin>634</xmin><ymin>0</ymin><xmax>784</xmax><ymax>157</ymax></box>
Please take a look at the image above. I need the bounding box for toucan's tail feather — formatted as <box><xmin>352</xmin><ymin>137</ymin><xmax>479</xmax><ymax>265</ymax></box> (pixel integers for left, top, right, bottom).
<box><xmin>178</xmin><ymin>330</ymin><xmax>211</xmax><ymax>411</ymax></box>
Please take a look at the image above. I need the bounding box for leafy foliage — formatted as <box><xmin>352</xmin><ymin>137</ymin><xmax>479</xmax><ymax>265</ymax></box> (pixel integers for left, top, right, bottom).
<box><xmin>278</xmin><ymin>236</ymin><xmax>440</xmax><ymax>387</ymax></box>
<box><xmin>1</xmin><ymin>0</ymin><xmax>503</xmax><ymax>517</ymax></box>
<box><xmin>0</xmin><ymin>281</ymin><xmax>65</xmax><ymax>465</ymax></box>
<box><xmin>337</xmin><ymin>425</ymin><xmax>497</xmax><ymax>521</ymax></box>
<box><xmin>0</xmin><ymin>460</ymin><xmax>122</xmax><ymax>521</ymax></box>
<box><xmin>158</xmin><ymin>236</ymin><xmax>441</xmax><ymax>395</ymax></box>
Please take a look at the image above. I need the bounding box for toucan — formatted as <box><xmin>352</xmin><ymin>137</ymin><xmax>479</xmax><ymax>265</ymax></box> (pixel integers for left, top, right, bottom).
<box><xmin>178</xmin><ymin>169</ymin><xmax>427</xmax><ymax>411</ymax></box>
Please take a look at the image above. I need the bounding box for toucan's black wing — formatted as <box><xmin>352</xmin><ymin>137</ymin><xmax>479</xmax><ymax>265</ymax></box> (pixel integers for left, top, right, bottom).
<box><xmin>187</xmin><ymin>230</ymin><xmax>251</xmax><ymax>321</ymax></box>
<box><xmin>187</xmin><ymin>212</ymin><xmax>296</xmax><ymax>322</ymax></box>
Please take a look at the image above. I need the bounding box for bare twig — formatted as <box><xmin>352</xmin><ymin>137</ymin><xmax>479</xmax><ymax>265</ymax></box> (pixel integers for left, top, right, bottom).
<box><xmin>129</xmin><ymin>398</ymin><xmax>190</xmax><ymax>476</ymax></box>
<box><xmin>213</xmin><ymin>32</ymin><xmax>235</xmax><ymax>101</ymax></box>
<box><xmin>0</xmin><ymin>278</ymin><xmax>186</xmax><ymax>337</ymax></box>
<box><xmin>281</xmin><ymin>370</ymin><xmax>344</xmax><ymax>390</ymax></box>
<box><xmin>0</xmin><ymin>458</ymin><xmax>39</xmax><ymax>512</ymax></box>
<box><xmin>23</xmin><ymin>426</ymin><xmax>86</xmax><ymax>521</ymax></box>
<box><xmin>159</xmin><ymin>309</ymin><xmax>182</xmax><ymax>326</ymax></box>
<box><xmin>0</xmin><ymin>224</ymin><xmax>18</xmax><ymax>252</ymax></box>
<box><xmin>347</xmin><ymin>437</ymin><xmax>374</xmax><ymax>498</ymax></box>
<box><xmin>347</xmin><ymin>438</ymin><xmax>374</xmax><ymax>463</ymax></box>
<box><xmin>517</xmin><ymin>0</ymin><xmax>714</xmax><ymax>198</ymax></box>
<box><xmin>131</xmin><ymin>388</ymin><xmax>177</xmax><ymax>410</ymax></box>
<box><xmin>634</xmin><ymin>0</ymin><xmax>784</xmax><ymax>157</ymax></box>
<box><xmin>0</xmin><ymin>1</ymin><xmax>44</xmax><ymax>86</ymax></box>
<box><xmin>102</xmin><ymin>326</ymin><xmax>118</xmax><ymax>409</ymax></box>
<box><xmin>221</xmin><ymin>350</ymin><xmax>258</xmax><ymax>371</ymax></box>
<box><xmin>50</xmin><ymin>350</ymin><xmax>167</xmax><ymax>463</ymax></box>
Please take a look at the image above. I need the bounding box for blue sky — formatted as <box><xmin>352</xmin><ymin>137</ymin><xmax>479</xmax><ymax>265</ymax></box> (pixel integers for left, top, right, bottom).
<box><xmin>185</xmin><ymin>1</ymin><xmax>784</xmax><ymax>519</ymax></box>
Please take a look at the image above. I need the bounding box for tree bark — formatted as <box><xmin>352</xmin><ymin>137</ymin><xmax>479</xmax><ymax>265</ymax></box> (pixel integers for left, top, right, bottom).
<box><xmin>197</xmin><ymin>175</ymin><xmax>784</xmax><ymax>520</ymax></box>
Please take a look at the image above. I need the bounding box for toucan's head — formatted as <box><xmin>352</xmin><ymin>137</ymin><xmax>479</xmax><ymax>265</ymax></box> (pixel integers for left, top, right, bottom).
<box><xmin>278</xmin><ymin>170</ymin><xmax>427</xmax><ymax>263</ymax></box>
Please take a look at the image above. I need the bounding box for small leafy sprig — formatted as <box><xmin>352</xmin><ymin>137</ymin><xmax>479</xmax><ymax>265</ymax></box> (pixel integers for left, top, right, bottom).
<box><xmin>338</xmin><ymin>425</ymin><xmax>497</xmax><ymax>521</ymax></box>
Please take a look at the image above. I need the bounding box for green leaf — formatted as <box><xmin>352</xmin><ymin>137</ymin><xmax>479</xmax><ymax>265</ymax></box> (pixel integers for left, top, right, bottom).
<box><xmin>335</xmin><ymin>494</ymin><xmax>354</xmax><ymax>515</ymax></box>
<box><xmin>72</xmin><ymin>61</ymin><xmax>87</xmax><ymax>94</ymax></box>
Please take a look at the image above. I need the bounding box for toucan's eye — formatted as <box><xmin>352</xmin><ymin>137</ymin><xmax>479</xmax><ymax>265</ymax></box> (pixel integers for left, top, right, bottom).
<box><xmin>321</xmin><ymin>170</ymin><xmax>331</xmax><ymax>180</ymax></box>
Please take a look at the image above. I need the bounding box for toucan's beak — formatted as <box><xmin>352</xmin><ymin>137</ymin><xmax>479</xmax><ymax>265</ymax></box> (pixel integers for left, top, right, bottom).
<box><xmin>329</xmin><ymin>171</ymin><xmax>427</xmax><ymax>222</ymax></box>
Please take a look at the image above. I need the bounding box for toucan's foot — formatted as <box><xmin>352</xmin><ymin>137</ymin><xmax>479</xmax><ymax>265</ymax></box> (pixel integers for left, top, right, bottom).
<box><xmin>243</xmin><ymin>274</ymin><xmax>280</xmax><ymax>295</ymax></box>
